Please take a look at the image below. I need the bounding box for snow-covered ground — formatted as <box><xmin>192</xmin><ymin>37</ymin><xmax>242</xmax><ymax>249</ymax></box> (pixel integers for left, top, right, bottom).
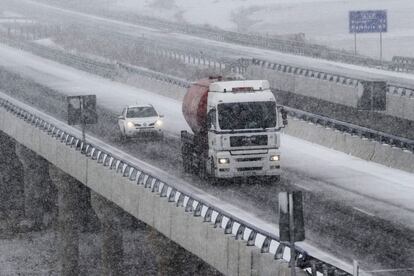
<box><xmin>108</xmin><ymin>0</ymin><xmax>414</xmax><ymax>59</ymax></box>
<box><xmin>0</xmin><ymin>42</ymin><xmax>413</xmax><ymax>232</ymax></box>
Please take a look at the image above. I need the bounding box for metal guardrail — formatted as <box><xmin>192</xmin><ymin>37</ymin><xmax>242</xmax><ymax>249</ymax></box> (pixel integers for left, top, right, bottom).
<box><xmin>251</xmin><ymin>58</ymin><xmax>361</xmax><ymax>86</ymax></box>
<box><xmin>251</xmin><ymin>58</ymin><xmax>414</xmax><ymax>99</ymax></box>
<box><xmin>117</xmin><ymin>63</ymin><xmax>191</xmax><ymax>88</ymax></box>
<box><xmin>0</xmin><ymin>95</ymin><xmax>352</xmax><ymax>276</ymax></box>
<box><xmin>391</xmin><ymin>56</ymin><xmax>414</xmax><ymax>72</ymax></box>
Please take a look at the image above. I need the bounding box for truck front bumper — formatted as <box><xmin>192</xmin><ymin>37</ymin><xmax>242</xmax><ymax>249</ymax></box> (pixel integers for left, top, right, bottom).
<box><xmin>213</xmin><ymin>149</ymin><xmax>281</xmax><ymax>178</ymax></box>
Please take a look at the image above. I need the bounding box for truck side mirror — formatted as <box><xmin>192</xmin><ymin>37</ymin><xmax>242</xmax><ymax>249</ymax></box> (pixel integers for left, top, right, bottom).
<box><xmin>118</xmin><ymin>115</ymin><xmax>124</xmax><ymax>120</ymax></box>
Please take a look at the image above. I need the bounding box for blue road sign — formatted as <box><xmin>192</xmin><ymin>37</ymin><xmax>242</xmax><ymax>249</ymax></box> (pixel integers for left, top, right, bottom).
<box><xmin>349</xmin><ymin>10</ymin><xmax>387</xmax><ymax>33</ymax></box>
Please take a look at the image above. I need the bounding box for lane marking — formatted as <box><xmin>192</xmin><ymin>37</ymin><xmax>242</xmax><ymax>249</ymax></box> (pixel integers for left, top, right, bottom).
<box><xmin>367</xmin><ymin>268</ymin><xmax>414</xmax><ymax>273</ymax></box>
<box><xmin>353</xmin><ymin>207</ymin><xmax>375</xmax><ymax>217</ymax></box>
<box><xmin>294</xmin><ymin>183</ymin><xmax>312</xmax><ymax>192</ymax></box>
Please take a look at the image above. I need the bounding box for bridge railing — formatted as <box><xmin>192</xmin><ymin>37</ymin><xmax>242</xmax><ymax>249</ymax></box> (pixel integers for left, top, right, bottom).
<box><xmin>0</xmin><ymin>92</ymin><xmax>352</xmax><ymax>276</ymax></box>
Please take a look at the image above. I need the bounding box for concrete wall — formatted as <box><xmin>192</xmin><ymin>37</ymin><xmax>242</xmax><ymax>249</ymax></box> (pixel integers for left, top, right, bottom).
<box><xmin>0</xmin><ymin>103</ymin><xmax>307</xmax><ymax>276</ymax></box>
<box><xmin>285</xmin><ymin>117</ymin><xmax>414</xmax><ymax>173</ymax></box>
<box><xmin>247</xmin><ymin>65</ymin><xmax>360</xmax><ymax>107</ymax></box>
<box><xmin>385</xmin><ymin>93</ymin><xmax>414</xmax><ymax>121</ymax></box>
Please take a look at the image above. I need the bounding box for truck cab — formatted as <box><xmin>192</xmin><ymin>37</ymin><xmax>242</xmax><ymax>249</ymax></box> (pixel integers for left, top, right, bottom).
<box><xmin>205</xmin><ymin>80</ymin><xmax>280</xmax><ymax>178</ymax></box>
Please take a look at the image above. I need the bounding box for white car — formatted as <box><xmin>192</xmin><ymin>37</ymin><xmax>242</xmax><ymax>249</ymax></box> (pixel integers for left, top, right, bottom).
<box><xmin>118</xmin><ymin>104</ymin><xmax>164</xmax><ymax>140</ymax></box>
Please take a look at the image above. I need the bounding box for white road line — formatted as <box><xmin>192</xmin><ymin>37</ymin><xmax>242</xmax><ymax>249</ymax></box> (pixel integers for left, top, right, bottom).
<box><xmin>294</xmin><ymin>183</ymin><xmax>312</xmax><ymax>192</ymax></box>
<box><xmin>367</xmin><ymin>268</ymin><xmax>414</xmax><ymax>273</ymax></box>
<box><xmin>353</xmin><ymin>207</ymin><xmax>376</xmax><ymax>217</ymax></box>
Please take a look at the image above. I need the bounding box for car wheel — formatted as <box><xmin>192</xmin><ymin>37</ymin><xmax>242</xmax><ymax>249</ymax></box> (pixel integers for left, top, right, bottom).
<box><xmin>120</xmin><ymin>128</ymin><xmax>126</xmax><ymax>142</ymax></box>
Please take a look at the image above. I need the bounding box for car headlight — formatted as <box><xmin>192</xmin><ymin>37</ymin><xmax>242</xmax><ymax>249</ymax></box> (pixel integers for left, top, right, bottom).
<box><xmin>270</xmin><ymin>155</ymin><xmax>280</xmax><ymax>161</ymax></box>
<box><xmin>127</xmin><ymin>121</ymin><xmax>135</xmax><ymax>128</ymax></box>
<box><xmin>155</xmin><ymin>119</ymin><xmax>163</xmax><ymax>127</ymax></box>
<box><xmin>218</xmin><ymin>158</ymin><xmax>230</xmax><ymax>164</ymax></box>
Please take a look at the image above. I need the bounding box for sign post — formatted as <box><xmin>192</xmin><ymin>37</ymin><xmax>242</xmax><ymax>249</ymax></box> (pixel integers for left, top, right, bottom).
<box><xmin>380</xmin><ymin>31</ymin><xmax>383</xmax><ymax>65</ymax></box>
<box><xmin>279</xmin><ymin>191</ymin><xmax>305</xmax><ymax>276</ymax></box>
<box><xmin>349</xmin><ymin>10</ymin><xmax>387</xmax><ymax>64</ymax></box>
<box><xmin>353</xmin><ymin>260</ymin><xmax>360</xmax><ymax>276</ymax></box>
<box><xmin>354</xmin><ymin>32</ymin><xmax>357</xmax><ymax>55</ymax></box>
<box><xmin>67</xmin><ymin>95</ymin><xmax>98</xmax><ymax>148</ymax></box>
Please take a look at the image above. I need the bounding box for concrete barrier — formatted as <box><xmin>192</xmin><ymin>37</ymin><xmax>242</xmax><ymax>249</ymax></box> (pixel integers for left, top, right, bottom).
<box><xmin>386</xmin><ymin>93</ymin><xmax>414</xmax><ymax>121</ymax></box>
<box><xmin>284</xmin><ymin>116</ymin><xmax>414</xmax><ymax>174</ymax></box>
<box><xmin>247</xmin><ymin>65</ymin><xmax>360</xmax><ymax>107</ymax></box>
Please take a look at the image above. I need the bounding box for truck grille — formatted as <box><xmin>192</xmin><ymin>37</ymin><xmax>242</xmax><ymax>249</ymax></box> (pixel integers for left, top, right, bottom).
<box><xmin>230</xmin><ymin>135</ymin><xmax>268</xmax><ymax>147</ymax></box>
<box><xmin>237</xmin><ymin>167</ymin><xmax>263</xmax><ymax>172</ymax></box>
<box><xmin>236</xmin><ymin>157</ymin><xmax>262</xmax><ymax>162</ymax></box>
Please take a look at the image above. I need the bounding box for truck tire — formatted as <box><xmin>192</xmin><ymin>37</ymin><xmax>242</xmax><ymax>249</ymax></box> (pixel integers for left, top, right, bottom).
<box><xmin>182</xmin><ymin>145</ymin><xmax>191</xmax><ymax>173</ymax></box>
<box><xmin>198</xmin><ymin>159</ymin><xmax>207</xmax><ymax>180</ymax></box>
<box><xmin>207</xmin><ymin>159</ymin><xmax>218</xmax><ymax>185</ymax></box>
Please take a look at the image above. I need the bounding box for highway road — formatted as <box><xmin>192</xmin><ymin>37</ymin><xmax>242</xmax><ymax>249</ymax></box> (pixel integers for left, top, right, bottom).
<box><xmin>0</xmin><ymin>43</ymin><xmax>413</xmax><ymax>274</ymax></box>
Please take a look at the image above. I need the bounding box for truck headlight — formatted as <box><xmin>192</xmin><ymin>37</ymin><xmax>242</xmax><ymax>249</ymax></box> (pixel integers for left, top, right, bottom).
<box><xmin>270</xmin><ymin>155</ymin><xmax>280</xmax><ymax>161</ymax></box>
<box><xmin>127</xmin><ymin>122</ymin><xmax>134</xmax><ymax>128</ymax></box>
<box><xmin>155</xmin><ymin>119</ymin><xmax>163</xmax><ymax>127</ymax></box>
<box><xmin>218</xmin><ymin>158</ymin><xmax>230</xmax><ymax>164</ymax></box>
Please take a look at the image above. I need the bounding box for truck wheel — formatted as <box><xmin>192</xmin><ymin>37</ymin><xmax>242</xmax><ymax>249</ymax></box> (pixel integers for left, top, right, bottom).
<box><xmin>198</xmin><ymin>160</ymin><xmax>207</xmax><ymax>180</ymax></box>
<box><xmin>183</xmin><ymin>157</ymin><xmax>190</xmax><ymax>173</ymax></box>
<box><xmin>182</xmin><ymin>146</ymin><xmax>191</xmax><ymax>173</ymax></box>
<box><xmin>207</xmin><ymin>159</ymin><xmax>218</xmax><ymax>185</ymax></box>
<box><xmin>268</xmin><ymin>175</ymin><xmax>280</xmax><ymax>184</ymax></box>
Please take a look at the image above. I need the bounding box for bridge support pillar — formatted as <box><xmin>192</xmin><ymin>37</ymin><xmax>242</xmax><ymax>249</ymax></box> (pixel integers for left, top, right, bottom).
<box><xmin>90</xmin><ymin>191</ymin><xmax>124</xmax><ymax>276</ymax></box>
<box><xmin>0</xmin><ymin>131</ymin><xmax>24</xmax><ymax>227</ymax></box>
<box><xmin>15</xmin><ymin>144</ymin><xmax>56</xmax><ymax>230</ymax></box>
<box><xmin>49</xmin><ymin>165</ymin><xmax>82</xmax><ymax>276</ymax></box>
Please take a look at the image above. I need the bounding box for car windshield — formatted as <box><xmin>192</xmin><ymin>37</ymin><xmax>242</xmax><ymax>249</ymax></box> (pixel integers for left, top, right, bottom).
<box><xmin>126</xmin><ymin>106</ymin><xmax>157</xmax><ymax>118</ymax></box>
<box><xmin>218</xmin><ymin>101</ymin><xmax>276</xmax><ymax>130</ymax></box>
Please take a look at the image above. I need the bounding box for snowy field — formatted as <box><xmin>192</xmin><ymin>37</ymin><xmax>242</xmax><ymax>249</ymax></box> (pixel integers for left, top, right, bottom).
<box><xmin>109</xmin><ymin>0</ymin><xmax>414</xmax><ymax>59</ymax></box>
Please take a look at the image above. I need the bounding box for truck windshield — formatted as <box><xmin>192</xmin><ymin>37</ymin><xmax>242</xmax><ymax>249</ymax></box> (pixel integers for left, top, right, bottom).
<box><xmin>218</xmin><ymin>102</ymin><xmax>276</xmax><ymax>130</ymax></box>
<box><xmin>126</xmin><ymin>106</ymin><xmax>157</xmax><ymax>118</ymax></box>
